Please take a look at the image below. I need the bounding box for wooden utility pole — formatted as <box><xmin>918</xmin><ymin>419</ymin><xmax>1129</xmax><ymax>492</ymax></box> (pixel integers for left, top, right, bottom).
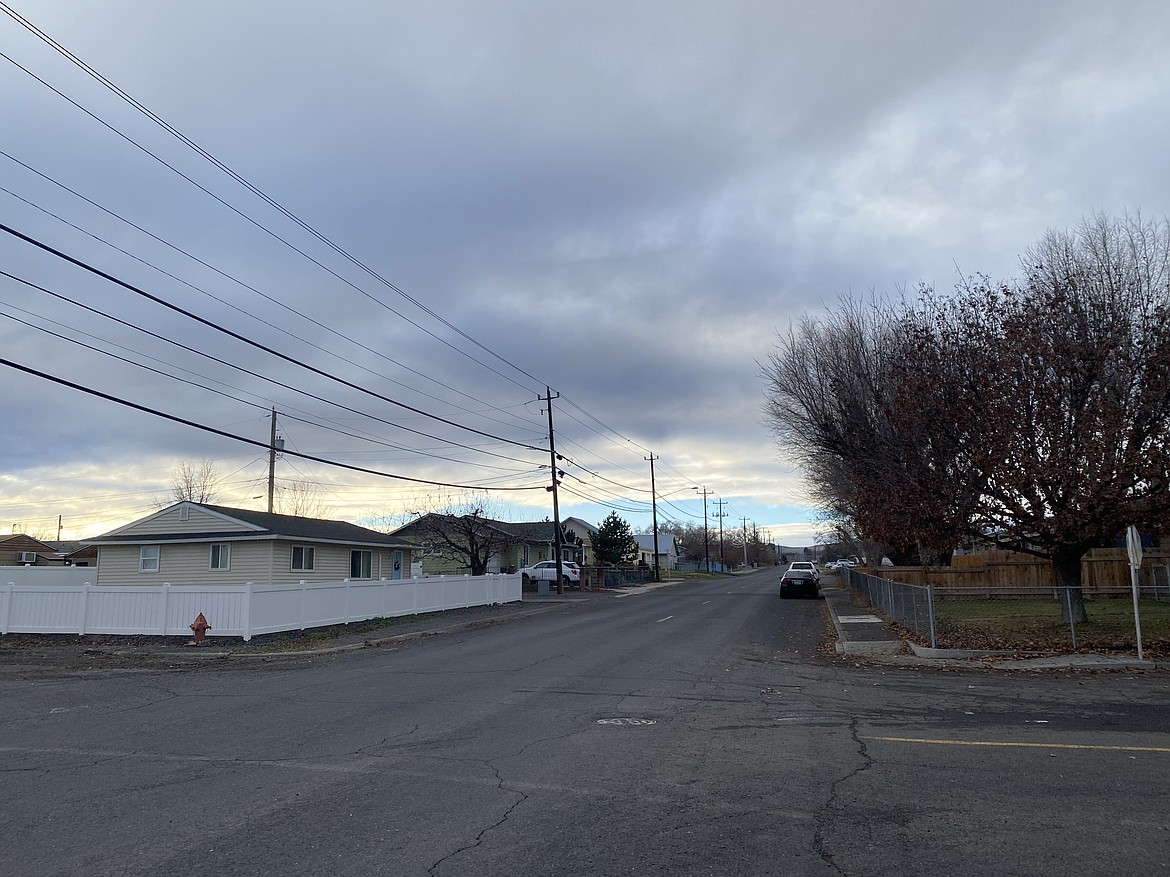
<box><xmin>742</xmin><ymin>516</ymin><xmax>750</xmax><ymax>568</ymax></box>
<box><xmin>694</xmin><ymin>487</ymin><xmax>711</xmax><ymax>574</ymax></box>
<box><xmin>541</xmin><ymin>387</ymin><xmax>565</xmax><ymax>595</ymax></box>
<box><xmin>646</xmin><ymin>454</ymin><xmax>660</xmax><ymax>582</ymax></box>
<box><xmin>267</xmin><ymin>408</ymin><xmax>278</xmax><ymax>513</ymax></box>
<box><xmin>714</xmin><ymin>497</ymin><xmax>728</xmax><ymax>573</ymax></box>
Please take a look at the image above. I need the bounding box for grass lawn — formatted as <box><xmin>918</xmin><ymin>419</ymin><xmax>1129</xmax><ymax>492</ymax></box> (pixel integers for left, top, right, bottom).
<box><xmin>931</xmin><ymin>596</ymin><xmax>1170</xmax><ymax>655</ymax></box>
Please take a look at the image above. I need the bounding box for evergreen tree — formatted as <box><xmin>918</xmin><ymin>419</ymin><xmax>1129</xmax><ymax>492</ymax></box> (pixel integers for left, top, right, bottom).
<box><xmin>592</xmin><ymin>512</ymin><xmax>639</xmax><ymax>565</ymax></box>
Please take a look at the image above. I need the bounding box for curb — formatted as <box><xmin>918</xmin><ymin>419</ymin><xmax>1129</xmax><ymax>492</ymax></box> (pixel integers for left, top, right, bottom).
<box><xmin>199</xmin><ymin>604</ymin><xmax>564</xmax><ymax>659</ymax></box>
<box><xmin>836</xmin><ymin>640</ymin><xmax>905</xmax><ymax>655</ymax></box>
<box><xmin>907</xmin><ymin>643</ymin><xmax>1019</xmax><ymax>660</ymax></box>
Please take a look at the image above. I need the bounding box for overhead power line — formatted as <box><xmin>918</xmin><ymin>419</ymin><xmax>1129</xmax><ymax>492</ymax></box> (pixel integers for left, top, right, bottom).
<box><xmin>0</xmin><ymin>10</ymin><xmax>544</xmax><ymax>393</ymax></box>
<box><xmin>0</xmin><ymin>222</ymin><xmax>546</xmax><ymax>453</ymax></box>
<box><xmin>0</xmin><ymin>356</ymin><xmax>547</xmax><ymax>493</ymax></box>
<box><xmin>0</xmin><ymin>299</ymin><xmax>537</xmax><ymax>475</ymax></box>
<box><xmin>0</xmin><ymin>157</ymin><xmax>541</xmax><ymax>435</ymax></box>
<box><xmin>0</xmin><ymin>268</ymin><xmax>542</xmax><ymax>467</ymax></box>
<box><xmin>0</xmin><ymin>9</ymin><xmax>676</xmax><ymax>501</ymax></box>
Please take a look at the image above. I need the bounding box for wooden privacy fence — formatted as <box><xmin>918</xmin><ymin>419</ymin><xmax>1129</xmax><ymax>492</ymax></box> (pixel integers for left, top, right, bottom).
<box><xmin>0</xmin><ymin>574</ymin><xmax>522</xmax><ymax>641</ymax></box>
<box><xmin>872</xmin><ymin>549</ymin><xmax>1170</xmax><ymax>596</ymax></box>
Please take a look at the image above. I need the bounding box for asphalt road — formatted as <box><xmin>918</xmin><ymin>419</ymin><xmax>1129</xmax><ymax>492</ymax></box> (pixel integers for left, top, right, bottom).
<box><xmin>2</xmin><ymin>569</ymin><xmax>1169</xmax><ymax>876</ymax></box>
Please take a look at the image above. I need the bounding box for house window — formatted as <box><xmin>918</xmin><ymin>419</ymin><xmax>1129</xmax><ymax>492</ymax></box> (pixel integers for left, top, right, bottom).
<box><xmin>292</xmin><ymin>545</ymin><xmax>315</xmax><ymax>571</ymax></box>
<box><xmin>209</xmin><ymin>543</ymin><xmax>231</xmax><ymax>571</ymax></box>
<box><xmin>179</xmin><ymin>506</ymin><xmax>190</xmax><ymax>521</ymax></box>
<box><xmin>139</xmin><ymin>545</ymin><xmax>160</xmax><ymax>573</ymax></box>
<box><xmin>350</xmin><ymin>549</ymin><xmax>372</xmax><ymax>579</ymax></box>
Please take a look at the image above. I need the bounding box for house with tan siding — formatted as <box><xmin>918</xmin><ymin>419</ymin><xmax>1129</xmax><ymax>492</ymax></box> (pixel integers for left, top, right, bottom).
<box><xmin>84</xmin><ymin>502</ymin><xmax>419</xmax><ymax>587</ymax></box>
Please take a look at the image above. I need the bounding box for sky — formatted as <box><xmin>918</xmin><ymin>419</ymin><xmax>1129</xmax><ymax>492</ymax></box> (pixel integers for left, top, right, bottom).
<box><xmin>3</xmin><ymin>0</ymin><xmax>1170</xmax><ymax>548</ymax></box>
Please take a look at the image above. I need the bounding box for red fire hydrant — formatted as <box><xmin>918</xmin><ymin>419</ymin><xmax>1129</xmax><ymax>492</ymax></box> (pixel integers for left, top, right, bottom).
<box><xmin>188</xmin><ymin>612</ymin><xmax>211</xmax><ymax>646</ymax></box>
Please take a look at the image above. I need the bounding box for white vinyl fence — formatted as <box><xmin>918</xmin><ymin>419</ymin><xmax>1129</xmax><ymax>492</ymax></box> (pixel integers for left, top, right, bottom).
<box><xmin>0</xmin><ymin>574</ymin><xmax>521</xmax><ymax>641</ymax></box>
<box><xmin>1</xmin><ymin>566</ymin><xmax>95</xmax><ymax>588</ymax></box>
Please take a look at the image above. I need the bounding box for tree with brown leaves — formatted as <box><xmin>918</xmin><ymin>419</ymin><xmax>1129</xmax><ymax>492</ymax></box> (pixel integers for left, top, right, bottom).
<box><xmin>763</xmin><ymin>212</ymin><xmax>1170</xmax><ymax>619</ymax></box>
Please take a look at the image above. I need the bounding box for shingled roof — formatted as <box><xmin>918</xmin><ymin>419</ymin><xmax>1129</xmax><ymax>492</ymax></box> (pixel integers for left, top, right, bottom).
<box><xmin>86</xmin><ymin>502</ymin><xmax>420</xmax><ymax>549</ymax></box>
<box><xmin>390</xmin><ymin>514</ymin><xmax>558</xmax><ymax>544</ymax></box>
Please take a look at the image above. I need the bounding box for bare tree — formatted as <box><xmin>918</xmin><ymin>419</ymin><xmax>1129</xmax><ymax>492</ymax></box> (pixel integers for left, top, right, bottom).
<box><xmin>167</xmin><ymin>459</ymin><xmax>222</xmax><ymax>505</ymax></box>
<box><xmin>398</xmin><ymin>496</ymin><xmax>522</xmax><ymax>576</ymax></box>
<box><xmin>656</xmin><ymin>521</ymin><xmax>710</xmax><ymax>566</ymax></box>
<box><xmin>761</xmin><ymin>297</ymin><xmax>979</xmax><ymax>563</ymax></box>
<box><xmin>274</xmin><ymin>480</ymin><xmax>329</xmax><ymax>519</ymax></box>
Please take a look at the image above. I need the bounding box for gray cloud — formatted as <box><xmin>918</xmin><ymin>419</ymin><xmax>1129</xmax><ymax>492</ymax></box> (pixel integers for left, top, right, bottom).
<box><xmin>3</xmin><ymin>0</ymin><xmax>1170</xmax><ymax>542</ymax></box>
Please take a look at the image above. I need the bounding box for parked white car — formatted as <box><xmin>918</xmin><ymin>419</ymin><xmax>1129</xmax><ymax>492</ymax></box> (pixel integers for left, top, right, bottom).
<box><xmin>786</xmin><ymin>561</ymin><xmax>820</xmax><ymax>583</ymax></box>
<box><xmin>519</xmin><ymin>561</ymin><xmax>580</xmax><ymax>587</ymax></box>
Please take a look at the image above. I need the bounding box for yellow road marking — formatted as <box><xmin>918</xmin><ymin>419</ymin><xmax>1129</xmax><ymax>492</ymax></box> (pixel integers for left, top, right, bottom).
<box><xmin>865</xmin><ymin>736</ymin><xmax>1170</xmax><ymax>753</ymax></box>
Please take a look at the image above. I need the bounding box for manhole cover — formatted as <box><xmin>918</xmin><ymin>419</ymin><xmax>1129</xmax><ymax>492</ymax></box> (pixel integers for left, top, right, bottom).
<box><xmin>595</xmin><ymin>717</ymin><xmax>657</xmax><ymax>726</ymax></box>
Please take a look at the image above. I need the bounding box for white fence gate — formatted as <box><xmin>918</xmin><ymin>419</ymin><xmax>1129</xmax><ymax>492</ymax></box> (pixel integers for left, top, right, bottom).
<box><xmin>0</xmin><ymin>574</ymin><xmax>522</xmax><ymax>641</ymax></box>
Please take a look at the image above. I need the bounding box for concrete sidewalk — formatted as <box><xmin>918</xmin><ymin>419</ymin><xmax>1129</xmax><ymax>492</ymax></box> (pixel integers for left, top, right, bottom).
<box><xmin>822</xmin><ymin>586</ymin><xmax>905</xmax><ymax>656</ymax></box>
<box><xmin>822</xmin><ymin>584</ymin><xmax>1165</xmax><ymax>670</ymax></box>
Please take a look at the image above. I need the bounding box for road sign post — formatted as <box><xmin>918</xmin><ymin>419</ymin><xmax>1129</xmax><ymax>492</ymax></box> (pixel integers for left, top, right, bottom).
<box><xmin>1126</xmin><ymin>525</ymin><xmax>1145</xmax><ymax>662</ymax></box>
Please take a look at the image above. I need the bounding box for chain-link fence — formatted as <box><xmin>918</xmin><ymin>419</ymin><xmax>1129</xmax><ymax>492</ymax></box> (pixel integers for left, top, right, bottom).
<box><xmin>844</xmin><ymin>569</ymin><xmax>937</xmax><ymax>647</ymax></box>
<box><xmin>582</xmin><ymin>565</ymin><xmax>657</xmax><ymax>587</ymax></box>
<box><xmin>842</xmin><ymin>569</ymin><xmax>1163</xmax><ymax>653</ymax></box>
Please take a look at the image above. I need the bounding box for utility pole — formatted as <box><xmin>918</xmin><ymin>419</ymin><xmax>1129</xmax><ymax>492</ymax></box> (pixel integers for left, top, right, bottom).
<box><xmin>646</xmin><ymin>454</ymin><xmax>660</xmax><ymax>582</ymax></box>
<box><xmin>694</xmin><ymin>487</ymin><xmax>711</xmax><ymax>574</ymax></box>
<box><xmin>742</xmin><ymin>516</ymin><xmax>750</xmax><ymax>568</ymax></box>
<box><xmin>714</xmin><ymin>498</ymin><xmax>728</xmax><ymax>573</ymax></box>
<box><xmin>267</xmin><ymin>408</ymin><xmax>278</xmax><ymax>513</ymax></box>
<box><xmin>541</xmin><ymin>387</ymin><xmax>565</xmax><ymax>595</ymax></box>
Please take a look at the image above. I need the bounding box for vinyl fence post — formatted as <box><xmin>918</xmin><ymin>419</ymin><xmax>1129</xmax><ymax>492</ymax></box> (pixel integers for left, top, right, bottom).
<box><xmin>78</xmin><ymin>582</ymin><xmax>90</xmax><ymax>636</ymax></box>
<box><xmin>160</xmin><ymin>582</ymin><xmax>171</xmax><ymax>636</ymax></box>
<box><xmin>2</xmin><ymin>582</ymin><xmax>12</xmax><ymax>635</ymax></box>
<box><xmin>243</xmin><ymin>581</ymin><xmax>253</xmax><ymax>642</ymax></box>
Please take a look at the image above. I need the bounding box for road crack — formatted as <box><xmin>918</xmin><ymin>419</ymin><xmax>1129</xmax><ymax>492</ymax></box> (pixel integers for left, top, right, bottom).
<box><xmin>813</xmin><ymin>715</ymin><xmax>873</xmax><ymax>876</ymax></box>
<box><xmin>424</xmin><ymin>760</ymin><xmax>528</xmax><ymax>875</ymax></box>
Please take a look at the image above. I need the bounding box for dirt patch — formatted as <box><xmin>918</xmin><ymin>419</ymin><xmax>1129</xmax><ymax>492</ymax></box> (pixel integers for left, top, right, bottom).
<box><xmin>0</xmin><ymin>602</ymin><xmax>542</xmax><ymax>673</ymax></box>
